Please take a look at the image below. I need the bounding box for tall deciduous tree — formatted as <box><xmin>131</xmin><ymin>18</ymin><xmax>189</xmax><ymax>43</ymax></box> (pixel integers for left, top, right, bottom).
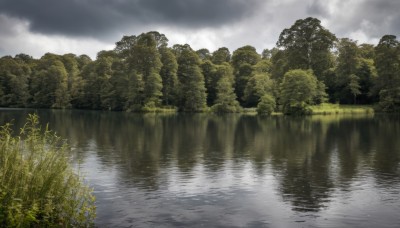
<box><xmin>0</xmin><ymin>56</ymin><xmax>30</xmax><ymax>107</ymax></box>
<box><xmin>200</xmin><ymin>60</ymin><xmax>217</xmax><ymax>106</ymax></box>
<box><xmin>231</xmin><ymin>45</ymin><xmax>261</xmax><ymax>104</ymax></box>
<box><xmin>334</xmin><ymin>38</ymin><xmax>360</xmax><ymax>103</ymax></box>
<box><xmin>212</xmin><ymin>63</ymin><xmax>240</xmax><ymax>113</ymax></box>
<box><xmin>61</xmin><ymin>54</ymin><xmax>85</xmax><ymax>107</ymax></box>
<box><xmin>277</xmin><ymin>17</ymin><xmax>336</xmax><ymax>79</ymax></box>
<box><xmin>31</xmin><ymin>56</ymin><xmax>70</xmax><ymax>108</ymax></box>
<box><xmin>176</xmin><ymin>44</ymin><xmax>207</xmax><ymax>111</ymax></box>
<box><xmin>160</xmin><ymin>47</ymin><xmax>178</xmax><ymax>106</ymax></box>
<box><xmin>374</xmin><ymin>35</ymin><xmax>400</xmax><ymax>111</ymax></box>
<box><xmin>129</xmin><ymin>33</ymin><xmax>163</xmax><ymax>108</ymax></box>
<box><xmin>196</xmin><ymin>48</ymin><xmax>211</xmax><ymax>61</ymax></box>
<box><xmin>280</xmin><ymin>69</ymin><xmax>320</xmax><ymax>114</ymax></box>
<box><xmin>212</xmin><ymin>47</ymin><xmax>231</xmax><ymax>64</ymax></box>
<box><xmin>243</xmin><ymin>60</ymin><xmax>274</xmax><ymax>107</ymax></box>
<box><xmin>348</xmin><ymin>74</ymin><xmax>361</xmax><ymax>104</ymax></box>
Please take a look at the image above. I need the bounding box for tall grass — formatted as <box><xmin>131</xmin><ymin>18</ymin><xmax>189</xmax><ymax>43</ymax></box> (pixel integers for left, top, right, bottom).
<box><xmin>0</xmin><ymin>114</ymin><xmax>95</xmax><ymax>227</ymax></box>
<box><xmin>310</xmin><ymin>103</ymin><xmax>374</xmax><ymax>115</ymax></box>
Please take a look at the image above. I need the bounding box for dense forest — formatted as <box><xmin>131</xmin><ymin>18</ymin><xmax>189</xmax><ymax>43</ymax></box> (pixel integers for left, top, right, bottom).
<box><xmin>1</xmin><ymin>17</ymin><xmax>400</xmax><ymax>114</ymax></box>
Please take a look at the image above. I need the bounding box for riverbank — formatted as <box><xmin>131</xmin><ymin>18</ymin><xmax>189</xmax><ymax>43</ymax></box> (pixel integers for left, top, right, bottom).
<box><xmin>240</xmin><ymin>103</ymin><xmax>374</xmax><ymax>115</ymax></box>
<box><xmin>309</xmin><ymin>103</ymin><xmax>374</xmax><ymax>115</ymax></box>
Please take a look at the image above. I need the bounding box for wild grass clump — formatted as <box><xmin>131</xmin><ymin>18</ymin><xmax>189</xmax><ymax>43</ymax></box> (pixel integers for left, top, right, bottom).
<box><xmin>310</xmin><ymin>103</ymin><xmax>374</xmax><ymax>115</ymax></box>
<box><xmin>0</xmin><ymin>114</ymin><xmax>95</xmax><ymax>227</ymax></box>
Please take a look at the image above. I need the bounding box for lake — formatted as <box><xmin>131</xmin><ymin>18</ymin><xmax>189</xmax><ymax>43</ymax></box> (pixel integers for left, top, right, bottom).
<box><xmin>1</xmin><ymin>109</ymin><xmax>399</xmax><ymax>227</ymax></box>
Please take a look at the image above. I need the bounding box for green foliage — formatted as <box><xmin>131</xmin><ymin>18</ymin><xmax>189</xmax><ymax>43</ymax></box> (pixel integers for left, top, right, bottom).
<box><xmin>348</xmin><ymin>74</ymin><xmax>361</xmax><ymax>104</ymax></box>
<box><xmin>277</xmin><ymin>17</ymin><xmax>336</xmax><ymax>79</ymax></box>
<box><xmin>334</xmin><ymin>38</ymin><xmax>361</xmax><ymax>103</ymax></box>
<box><xmin>0</xmin><ymin>114</ymin><xmax>96</xmax><ymax>227</ymax></box>
<box><xmin>176</xmin><ymin>44</ymin><xmax>207</xmax><ymax>112</ymax></box>
<box><xmin>231</xmin><ymin>45</ymin><xmax>261</xmax><ymax>103</ymax></box>
<box><xmin>61</xmin><ymin>54</ymin><xmax>85</xmax><ymax>107</ymax></box>
<box><xmin>211</xmin><ymin>47</ymin><xmax>231</xmax><ymax>64</ymax></box>
<box><xmin>30</xmin><ymin>58</ymin><xmax>70</xmax><ymax>108</ymax></box>
<box><xmin>377</xmin><ymin>88</ymin><xmax>400</xmax><ymax>112</ymax></box>
<box><xmin>125</xmin><ymin>71</ymin><xmax>144</xmax><ymax>111</ymax></box>
<box><xmin>280</xmin><ymin>69</ymin><xmax>321</xmax><ymax>115</ymax></box>
<box><xmin>310</xmin><ymin>103</ymin><xmax>373</xmax><ymax>115</ymax></box>
<box><xmin>81</xmin><ymin>55</ymin><xmax>113</xmax><ymax>110</ymax></box>
<box><xmin>196</xmin><ymin>48</ymin><xmax>211</xmax><ymax>61</ymax></box>
<box><xmin>257</xmin><ymin>94</ymin><xmax>276</xmax><ymax>115</ymax></box>
<box><xmin>270</xmin><ymin>49</ymin><xmax>289</xmax><ymax>81</ymax></box>
<box><xmin>130</xmin><ymin>33</ymin><xmax>163</xmax><ymax>107</ymax></box>
<box><xmin>374</xmin><ymin>35</ymin><xmax>400</xmax><ymax>112</ymax></box>
<box><xmin>0</xmin><ymin>57</ymin><xmax>30</xmax><ymax>107</ymax></box>
<box><xmin>160</xmin><ymin>47</ymin><xmax>178</xmax><ymax>106</ymax></box>
<box><xmin>2</xmin><ymin>25</ymin><xmax>400</xmax><ymax>113</ymax></box>
<box><xmin>244</xmin><ymin>72</ymin><xmax>273</xmax><ymax>107</ymax></box>
<box><xmin>211</xmin><ymin>65</ymin><xmax>241</xmax><ymax>113</ymax></box>
<box><xmin>201</xmin><ymin>60</ymin><xmax>218</xmax><ymax>106</ymax></box>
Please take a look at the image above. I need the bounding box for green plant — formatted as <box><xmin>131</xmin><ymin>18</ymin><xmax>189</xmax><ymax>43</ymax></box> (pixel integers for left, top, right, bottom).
<box><xmin>0</xmin><ymin>114</ymin><xmax>96</xmax><ymax>227</ymax></box>
<box><xmin>257</xmin><ymin>94</ymin><xmax>276</xmax><ymax>115</ymax></box>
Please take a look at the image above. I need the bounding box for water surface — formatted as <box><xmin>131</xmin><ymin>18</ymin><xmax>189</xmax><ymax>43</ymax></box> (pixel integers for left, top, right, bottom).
<box><xmin>1</xmin><ymin>109</ymin><xmax>399</xmax><ymax>227</ymax></box>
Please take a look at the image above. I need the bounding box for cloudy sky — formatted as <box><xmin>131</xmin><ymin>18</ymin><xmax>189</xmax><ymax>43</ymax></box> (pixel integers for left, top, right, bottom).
<box><xmin>0</xmin><ymin>0</ymin><xmax>399</xmax><ymax>59</ymax></box>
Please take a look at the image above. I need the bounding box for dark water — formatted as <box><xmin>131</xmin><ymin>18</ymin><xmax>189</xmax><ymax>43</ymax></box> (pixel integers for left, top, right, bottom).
<box><xmin>1</xmin><ymin>109</ymin><xmax>400</xmax><ymax>228</ymax></box>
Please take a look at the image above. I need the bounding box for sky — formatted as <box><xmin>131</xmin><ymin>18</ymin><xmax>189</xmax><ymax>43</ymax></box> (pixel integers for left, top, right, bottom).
<box><xmin>0</xmin><ymin>0</ymin><xmax>399</xmax><ymax>59</ymax></box>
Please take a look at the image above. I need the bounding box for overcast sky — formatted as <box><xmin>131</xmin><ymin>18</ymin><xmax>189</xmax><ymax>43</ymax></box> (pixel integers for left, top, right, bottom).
<box><xmin>0</xmin><ymin>0</ymin><xmax>399</xmax><ymax>59</ymax></box>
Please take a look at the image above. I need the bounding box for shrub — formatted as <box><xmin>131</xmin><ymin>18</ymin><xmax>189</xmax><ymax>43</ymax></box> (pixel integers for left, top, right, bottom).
<box><xmin>283</xmin><ymin>102</ymin><xmax>312</xmax><ymax>115</ymax></box>
<box><xmin>0</xmin><ymin>114</ymin><xmax>96</xmax><ymax>227</ymax></box>
<box><xmin>257</xmin><ymin>94</ymin><xmax>276</xmax><ymax>115</ymax></box>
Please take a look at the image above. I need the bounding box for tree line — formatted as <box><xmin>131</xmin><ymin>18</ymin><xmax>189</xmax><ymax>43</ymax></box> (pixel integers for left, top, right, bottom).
<box><xmin>1</xmin><ymin>17</ymin><xmax>400</xmax><ymax>114</ymax></box>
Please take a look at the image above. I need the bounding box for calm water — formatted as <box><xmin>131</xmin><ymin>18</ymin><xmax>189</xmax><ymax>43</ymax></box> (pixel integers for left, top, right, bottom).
<box><xmin>1</xmin><ymin>109</ymin><xmax>400</xmax><ymax>228</ymax></box>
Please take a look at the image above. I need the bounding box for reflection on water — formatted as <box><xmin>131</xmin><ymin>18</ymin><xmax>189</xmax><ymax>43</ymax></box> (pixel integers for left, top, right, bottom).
<box><xmin>1</xmin><ymin>109</ymin><xmax>400</xmax><ymax>227</ymax></box>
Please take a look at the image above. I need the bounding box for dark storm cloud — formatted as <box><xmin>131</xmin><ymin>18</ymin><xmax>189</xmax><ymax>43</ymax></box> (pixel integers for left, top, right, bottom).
<box><xmin>358</xmin><ymin>0</ymin><xmax>400</xmax><ymax>37</ymax></box>
<box><xmin>0</xmin><ymin>0</ymin><xmax>263</xmax><ymax>38</ymax></box>
<box><xmin>306</xmin><ymin>0</ymin><xmax>329</xmax><ymax>17</ymax></box>
<box><xmin>327</xmin><ymin>0</ymin><xmax>400</xmax><ymax>40</ymax></box>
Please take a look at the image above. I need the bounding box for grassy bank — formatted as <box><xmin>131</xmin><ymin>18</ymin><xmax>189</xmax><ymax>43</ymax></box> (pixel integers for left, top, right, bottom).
<box><xmin>0</xmin><ymin>114</ymin><xmax>95</xmax><ymax>227</ymax></box>
<box><xmin>310</xmin><ymin>103</ymin><xmax>374</xmax><ymax>115</ymax></box>
<box><xmin>243</xmin><ymin>104</ymin><xmax>374</xmax><ymax>115</ymax></box>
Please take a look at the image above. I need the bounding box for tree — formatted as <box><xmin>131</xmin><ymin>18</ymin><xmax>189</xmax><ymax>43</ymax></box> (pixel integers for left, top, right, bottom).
<box><xmin>257</xmin><ymin>94</ymin><xmax>276</xmax><ymax>115</ymax></box>
<box><xmin>242</xmin><ymin>60</ymin><xmax>274</xmax><ymax>107</ymax></box>
<box><xmin>125</xmin><ymin>70</ymin><xmax>144</xmax><ymax>111</ymax></box>
<box><xmin>280</xmin><ymin>69</ymin><xmax>320</xmax><ymax>115</ymax></box>
<box><xmin>359</xmin><ymin>43</ymin><xmax>375</xmax><ymax>59</ymax></box>
<box><xmin>374</xmin><ymin>35</ymin><xmax>400</xmax><ymax>111</ymax></box>
<box><xmin>0</xmin><ymin>57</ymin><xmax>30</xmax><ymax>107</ymax></box>
<box><xmin>270</xmin><ymin>49</ymin><xmax>289</xmax><ymax>81</ymax></box>
<box><xmin>261</xmin><ymin>48</ymin><xmax>279</xmax><ymax>60</ymax></box>
<box><xmin>200</xmin><ymin>60</ymin><xmax>218</xmax><ymax>106</ymax></box>
<box><xmin>211</xmin><ymin>76</ymin><xmax>241</xmax><ymax>113</ymax></box>
<box><xmin>244</xmin><ymin>72</ymin><xmax>273</xmax><ymax>107</ymax></box>
<box><xmin>211</xmin><ymin>47</ymin><xmax>231</xmax><ymax>64</ymax></box>
<box><xmin>147</xmin><ymin>31</ymin><xmax>168</xmax><ymax>49</ymax></box>
<box><xmin>30</xmin><ymin>55</ymin><xmax>70</xmax><ymax>108</ymax></box>
<box><xmin>176</xmin><ymin>44</ymin><xmax>207</xmax><ymax>111</ymax></box>
<box><xmin>356</xmin><ymin>58</ymin><xmax>377</xmax><ymax>104</ymax></box>
<box><xmin>107</xmin><ymin>60</ymin><xmax>128</xmax><ymax>110</ymax></box>
<box><xmin>115</xmin><ymin>35</ymin><xmax>138</xmax><ymax>59</ymax></box>
<box><xmin>277</xmin><ymin>17</ymin><xmax>336</xmax><ymax>79</ymax></box>
<box><xmin>61</xmin><ymin>54</ymin><xmax>85</xmax><ymax>107</ymax></box>
<box><xmin>334</xmin><ymin>38</ymin><xmax>360</xmax><ymax>103</ymax></box>
<box><xmin>348</xmin><ymin>74</ymin><xmax>361</xmax><ymax>104</ymax></box>
<box><xmin>160</xmin><ymin>47</ymin><xmax>179</xmax><ymax>106</ymax></box>
<box><xmin>231</xmin><ymin>45</ymin><xmax>261</xmax><ymax>103</ymax></box>
<box><xmin>79</xmin><ymin>54</ymin><xmax>113</xmax><ymax>110</ymax></box>
<box><xmin>76</xmin><ymin>54</ymin><xmax>92</xmax><ymax>70</ymax></box>
<box><xmin>129</xmin><ymin>33</ymin><xmax>163</xmax><ymax>108</ymax></box>
<box><xmin>211</xmin><ymin>63</ymin><xmax>240</xmax><ymax>112</ymax></box>
<box><xmin>196</xmin><ymin>48</ymin><xmax>211</xmax><ymax>61</ymax></box>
